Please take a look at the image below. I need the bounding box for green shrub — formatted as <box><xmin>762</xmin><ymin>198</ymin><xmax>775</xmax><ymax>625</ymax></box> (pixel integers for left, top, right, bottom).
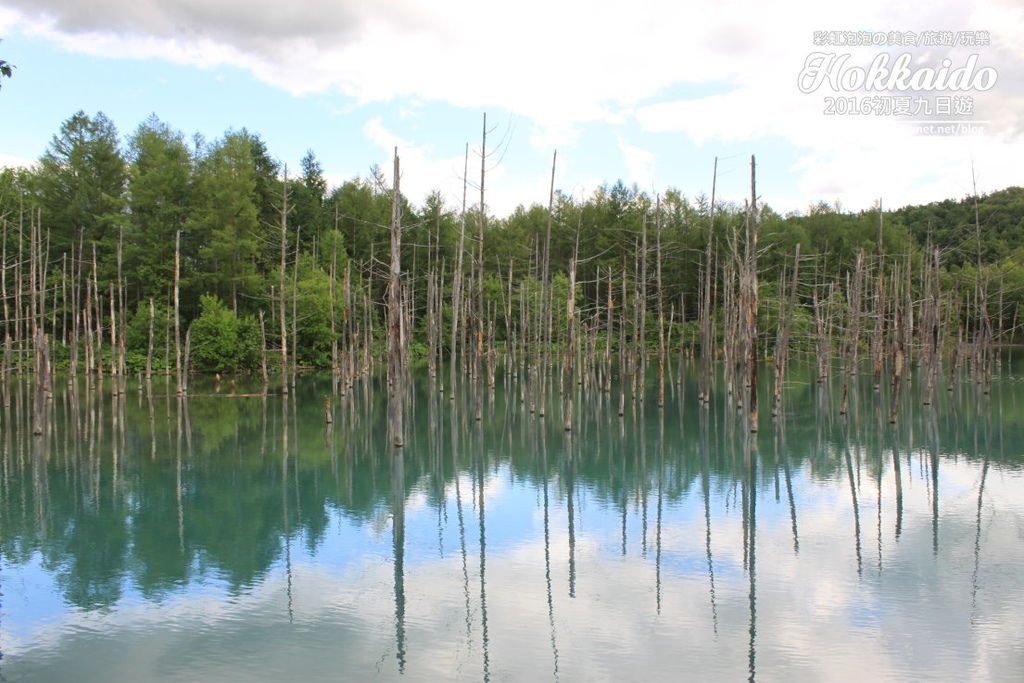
<box><xmin>189</xmin><ymin>295</ymin><xmax>260</xmax><ymax>371</ymax></box>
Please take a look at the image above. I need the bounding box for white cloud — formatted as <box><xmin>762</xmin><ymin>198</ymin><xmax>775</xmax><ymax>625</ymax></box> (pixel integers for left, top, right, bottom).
<box><xmin>358</xmin><ymin>115</ymin><xmax>574</xmax><ymax>217</ymax></box>
<box><xmin>618</xmin><ymin>137</ymin><xmax>655</xmax><ymax>192</ymax></box>
<box><xmin>629</xmin><ymin>0</ymin><xmax>1024</xmax><ymax>211</ymax></box>
<box><xmin>1</xmin><ymin>1</ymin><xmax>1021</xmax><ymax>213</ymax></box>
<box><xmin>359</xmin><ymin>116</ymin><xmax>472</xmax><ymax>209</ymax></box>
<box><xmin>0</xmin><ymin>1</ymin><xmax>870</xmax><ymax>136</ymax></box>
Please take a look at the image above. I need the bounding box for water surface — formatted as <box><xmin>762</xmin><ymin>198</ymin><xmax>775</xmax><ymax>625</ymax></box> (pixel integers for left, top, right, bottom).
<box><xmin>2</xmin><ymin>362</ymin><xmax>1023</xmax><ymax>681</ymax></box>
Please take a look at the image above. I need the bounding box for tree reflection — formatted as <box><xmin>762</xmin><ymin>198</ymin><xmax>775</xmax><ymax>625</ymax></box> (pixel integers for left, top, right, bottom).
<box><xmin>0</xmin><ymin>365</ymin><xmax>1021</xmax><ymax>635</ymax></box>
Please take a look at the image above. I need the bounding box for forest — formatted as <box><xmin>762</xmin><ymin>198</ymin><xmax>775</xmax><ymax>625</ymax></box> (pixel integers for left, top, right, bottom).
<box><xmin>1</xmin><ymin>110</ymin><xmax>1022</xmax><ymax>401</ymax></box>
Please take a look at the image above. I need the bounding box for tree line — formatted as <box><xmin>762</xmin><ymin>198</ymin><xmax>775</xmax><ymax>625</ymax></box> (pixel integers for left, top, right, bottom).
<box><xmin>1</xmin><ymin>110</ymin><xmax>1022</xmax><ymax>392</ymax></box>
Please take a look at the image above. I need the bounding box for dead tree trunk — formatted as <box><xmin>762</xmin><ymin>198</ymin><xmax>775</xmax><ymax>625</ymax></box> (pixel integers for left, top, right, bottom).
<box><xmin>279</xmin><ymin>166</ymin><xmax>291</xmax><ymax>395</ymax></box>
<box><xmin>655</xmin><ymin>195</ymin><xmax>666</xmax><ymax>408</ymax></box>
<box><xmin>290</xmin><ymin>222</ymin><xmax>301</xmax><ymax>383</ymax></box>
<box><xmin>700</xmin><ymin>158</ymin><xmax>718</xmax><ymax>406</ymax></box>
<box><xmin>839</xmin><ymin>250</ymin><xmax>864</xmax><ymax>416</ymax></box>
<box><xmin>871</xmin><ymin>200</ymin><xmax>886</xmax><ymax>391</ymax></box>
<box><xmin>387</xmin><ymin>149</ymin><xmax>407</xmax><ymax>447</ymax></box>
<box><xmin>772</xmin><ymin>244</ymin><xmax>800</xmax><ymax>418</ymax></box>
<box><xmin>563</xmin><ymin>231</ymin><xmax>579</xmax><ymax>431</ymax></box>
<box><xmin>473</xmin><ymin>114</ymin><xmax>488</xmax><ymax>422</ymax></box>
<box><xmin>258</xmin><ymin>310</ymin><xmax>269</xmax><ymax>386</ymax></box>
<box><xmin>744</xmin><ymin>155</ymin><xmax>760</xmax><ymax>432</ymax></box>
<box><xmin>923</xmin><ymin>246</ymin><xmax>941</xmax><ymax>405</ymax></box>
<box><xmin>174</xmin><ymin>230</ymin><xmax>183</xmax><ymax>396</ymax></box>
<box><xmin>449</xmin><ymin>144</ymin><xmax>470</xmax><ymax>399</ymax></box>
<box><xmin>889</xmin><ymin>264</ymin><xmax>905</xmax><ymax>424</ymax></box>
<box><xmin>146</xmin><ymin>298</ymin><xmax>155</xmax><ymax>378</ymax></box>
<box><xmin>539</xmin><ymin>150</ymin><xmax>557</xmax><ymax>418</ymax></box>
<box><xmin>330</xmin><ymin>204</ymin><xmax>339</xmax><ymax>375</ymax></box>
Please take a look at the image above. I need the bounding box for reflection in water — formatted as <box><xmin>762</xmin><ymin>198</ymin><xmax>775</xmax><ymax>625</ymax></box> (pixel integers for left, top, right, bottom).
<box><xmin>568</xmin><ymin>436</ymin><xmax>579</xmax><ymax>602</ymax></box>
<box><xmin>971</xmin><ymin>407</ymin><xmax>991</xmax><ymax>619</ymax></box>
<box><xmin>927</xmin><ymin>410</ymin><xmax>940</xmax><ymax>556</ymax></box>
<box><xmin>475</xmin><ymin>419</ymin><xmax>490</xmax><ymax>682</ymax></box>
<box><xmin>392</xmin><ymin>448</ymin><xmax>405</xmax><ymax>673</ymax></box>
<box><xmin>892</xmin><ymin>428</ymin><xmax>904</xmax><ymax>540</ymax></box>
<box><xmin>843</xmin><ymin>432</ymin><xmax>863</xmax><ymax>577</ymax></box>
<box><xmin>778</xmin><ymin>423</ymin><xmax>799</xmax><ymax>555</ymax></box>
<box><xmin>540</xmin><ymin>423</ymin><xmax>560</xmax><ymax>680</ymax></box>
<box><xmin>701</xmin><ymin>408</ymin><xmax>720</xmax><ymax>636</ymax></box>
<box><xmin>1</xmin><ymin>363</ymin><xmax>1024</xmax><ymax>681</ymax></box>
<box><xmin>655</xmin><ymin>409</ymin><xmax>664</xmax><ymax>615</ymax></box>
<box><xmin>745</xmin><ymin>433</ymin><xmax>757</xmax><ymax>683</ymax></box>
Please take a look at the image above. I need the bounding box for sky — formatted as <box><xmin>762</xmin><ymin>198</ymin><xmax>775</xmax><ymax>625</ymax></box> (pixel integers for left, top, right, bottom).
<box><xmin>0</xmin><ymin>0</ymin><xmax>1021</xmax><ymax>218</ymax></box>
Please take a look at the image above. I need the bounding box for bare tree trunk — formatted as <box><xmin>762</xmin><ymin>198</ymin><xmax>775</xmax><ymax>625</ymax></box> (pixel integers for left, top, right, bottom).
<box><xmin>468</xmin><ymin>114</ymin><xmax>489</xmax><ymax>419</ymax></box>
<box><xmin>450</xmin><ymin>144</ymin><xmax>469</xmax><ymax>399</ymax></box>
<box><xmin>28</xmin><ymin>211</ymin><xmax>37</xmax><ymax>377</ymax></box>
<box><xmin>109</xmin><ymin>282</ymin><xmax>118</xmax><ymax>380</ymax></box>
<box><xmin>772</xmin><ymin>244</ymin><xmax>800</xmax><ymax>418</ymax></box>
<box><xmin>174</xmin><ymin>230</ymin><xmax>183</xmax><ymax>395</ymax></box>
<box><xmin>14</xmin><ymin>209</ymin><xmax>23</xmax><ymax>377</ymax></box>
<box><xmin>163</xmin><ymin>300</ymin><xmax>171</xmax><ymax>375</ymax></box>
<box><xmin>503</xmin><ymin>258</ymin><xmax>513</xmax><ymax>383</ymax></box>
<box><xmin>60</xmin><ymin>252</ymin><xmax>68</xmax><ymax>348</ymax></box>
<box><xmin>279</xmin><ymin>166</ymin><xmax>291</xmax><ymax>394</ymax></box>
<box><xmin>329</xmin><ymin>204</ymin><xmax>339</xmax><ymax>375</ymax></box>
<box><xmin>871</xmin><ymin>200</ymin><xmax>886</xmax><ymax>391</ymax></box>
<box><xmin>258</xmin><ymin>310</ymin><xmax>269</xmax><ymax>386</ymax></box>
<box><xmin>69</xmin><ymin>242</ymin><xmax>79</xmax><ymax>383</ymax></box>
<box><xmin>1</xmin><ymin>216</ymin><xmax>10</xmax><ymax>395</ymax></box>
<box><xmin>344</xmin><ymin>262</ymin><xmax>354</xmax><ymax>388</ymax></box>
<box><xmin>387</xmin><ymin>148</ymin><xmax>406</xmax><ymax>447</ymax></box>
<box><xmin>538</xmin><ymin>150</ymin><xmax>557</xmax><ymax>417</ymax></box>
<box><xmin>700</xmin><ymin>158</ymin><xmax>717</xmax><ymax>405</ymax></box>
<box><xmin>722</xmin><ymin>259</ymin><xmax>735</xmax><ymax>398</ymax></box>
<box><xmin>563</xmin><ymin>229</ymin><xmax>579</xmax><ymax>431</ymax></box>
<box><xmin>84</xmin><ymin>253</ymin><xmax>94</xmax><ymax>380</ymax></box>
<box><xmin>813</xmin><ymin>276</ymin><xmax>831</xmax><ymax>384</ymax></box>
<box><xmin>117</xmin><ymin>226</ymin><xmax>126</xmax><ymax>389</ymax></box>
<box><xmin>291</xmin><ymin>222</ymin><xmax>301</xmax><ymax>383</ymax></box>
<box><xmin>889</xmin><ymin>264</ymin><xmax>905</xmax><ymax>424</ymax></box>
<box><xmin>655</xmin><ymin>195</ymin><xmax>666</xmax><ymax>408</ymax></box>
<box><xmin>473</xmin><ymin>114</ymin><xmax>488</xmax><ymax>422</ymax></box>
<box><xmin>923</xmin><ymin>246</ymin><xmax>941</xmax><ymax>405</ymax></box>
<box><xmin>839</xmin><ymin>250</ymin><xmax>864</xmax><ymax>416</ymax></box>
<box><xmin>948</xmin><ymin>297</ymin><xmax>962</xmax><ymax>392</ymax></box>
<box><xmin>529</xmin><ymin>237</ymin><xmax>542</xmax><ymax>415</ymax></box>
<box><xmin>182</xmin><ymin>324</ymin><xmax>192</xmax><ymax>396</ymax></box>
<box><xmin>971</xmin><ymin>167</ymin><xmax>993</xmax><ymax>393</ymax></box>
<box><xmin>146</xmin><ymin>298</ymin><xmax>155</xmax><ymax>378</ymax></box>
<box><xmin>638</xmin><ymin>215</ymin><xmax>648</xmax><ymax>400</ymax></box>
<box><xmin>93</xmin><ymin>245</ymin><xmax>103</xmax><ymax>379</ymax></box>
<box><xmin>427</xmin><ymin>267</ymin><xmax>437</xmax><ymax>380</ymax></box>
<box><xmin>745</xmin><ymin>156</ymin><xmax>760</xmax><ymax>432</ymax></box>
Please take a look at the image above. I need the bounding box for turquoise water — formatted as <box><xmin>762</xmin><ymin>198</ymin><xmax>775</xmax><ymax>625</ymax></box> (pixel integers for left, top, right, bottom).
<box><xmin>2</xmin><ymin>361</ymin><xmax>1023</xmax><ymax>681</ymax></box>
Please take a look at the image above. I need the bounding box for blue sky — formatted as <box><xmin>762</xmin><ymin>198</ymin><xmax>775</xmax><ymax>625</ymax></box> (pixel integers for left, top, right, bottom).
<box><xmin>1</xmin><ymin>1</ymin><xmax>1021</xmax><ymax>217</ymax></box>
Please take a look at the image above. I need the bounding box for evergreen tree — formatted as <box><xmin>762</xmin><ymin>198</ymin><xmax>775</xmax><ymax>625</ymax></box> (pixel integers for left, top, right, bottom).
<box><xmin>291</xmin><ymin>149</ymin><xmax>328</xmax><ymax>252</ymax></box>
<box><xmin>36</xmin><ymin>111</ymin><xmax>127</xmax><ymax>261</ymax></box>
<box><xmin>126</xmin><ymin>115</ymin><xmax>193</xmax><ymax>302</ymax></box>
<box><xmin>187</xmin><ymin>132</ymin><xmax>260</xmax><ymax>314</ymax></box>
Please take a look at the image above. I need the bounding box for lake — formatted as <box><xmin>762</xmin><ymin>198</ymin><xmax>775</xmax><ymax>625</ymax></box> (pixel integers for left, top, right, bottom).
<box><xmin>2</xmin><ymin>360</ymin><xmax>1023</xmax><ymax>681</ymax></box>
